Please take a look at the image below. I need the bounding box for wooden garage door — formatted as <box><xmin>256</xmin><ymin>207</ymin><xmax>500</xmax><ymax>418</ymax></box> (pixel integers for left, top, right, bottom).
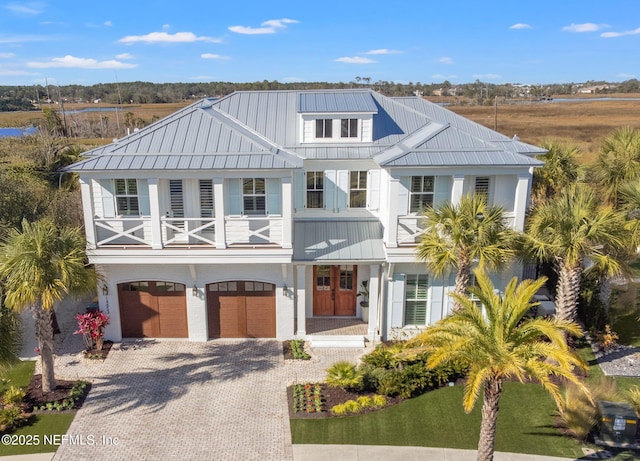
<box><xmin>207</xmin><ymin>281</ymin><xmax>276</xmax><ymax>338</ymax></box>
<box><xmin>118</xmin><ymin>281</ymin><xmax>188</xmax><ymax>338</ymax></box>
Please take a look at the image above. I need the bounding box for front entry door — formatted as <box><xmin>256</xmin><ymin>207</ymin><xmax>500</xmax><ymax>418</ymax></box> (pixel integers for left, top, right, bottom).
<box><xmin>313</xmin><ymin>265</ymin><xmax>357</xmax><ymax>316</ymax></box>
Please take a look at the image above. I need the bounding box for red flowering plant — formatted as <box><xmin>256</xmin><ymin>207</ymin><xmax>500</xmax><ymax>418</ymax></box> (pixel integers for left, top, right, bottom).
<box><xmin>74</xmin><ymin>311</ymin><xmax>110</xmax><ymax>352</ymax></box>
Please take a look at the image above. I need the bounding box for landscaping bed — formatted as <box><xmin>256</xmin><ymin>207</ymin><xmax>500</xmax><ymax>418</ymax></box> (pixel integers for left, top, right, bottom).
<box><xmin>25</xmin><ymin>374</ymin><xmax>90</xmax><ymax>412</ymax></box>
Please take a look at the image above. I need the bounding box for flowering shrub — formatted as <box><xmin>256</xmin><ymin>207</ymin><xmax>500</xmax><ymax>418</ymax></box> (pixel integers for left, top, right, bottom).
<box><xmin>74</xmin><ymin>311</ymin><xmax>109</xmax><ymax>352</ymax></box>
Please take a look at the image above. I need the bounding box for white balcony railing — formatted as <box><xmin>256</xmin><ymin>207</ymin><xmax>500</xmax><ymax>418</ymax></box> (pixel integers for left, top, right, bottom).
<box><xmin>94</xmin><ymin>216</ymin><xmax>282</xmax><ymax>248</ymax></box>
<box><xmin>160</xmin><ymin>218</ymin><xmax>216</xmax><ymax>246</ymax></box>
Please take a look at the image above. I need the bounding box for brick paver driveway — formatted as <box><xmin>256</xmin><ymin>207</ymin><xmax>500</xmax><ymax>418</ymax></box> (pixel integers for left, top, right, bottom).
<box><xmin>50</xmin><ymin>339</ymin><xmax>363</xmax><ymax>461</ymax></box>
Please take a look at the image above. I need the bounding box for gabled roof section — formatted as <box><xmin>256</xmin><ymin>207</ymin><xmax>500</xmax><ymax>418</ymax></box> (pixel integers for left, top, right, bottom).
<box><xmin>68</xmin><ymin>98</ymin><xmax>302</xmax><ymax>172</ymax></box>
<box><xmin>297</xmin><ymin>90</ymin><xmax>379</xmax><ymax>113</ymax></box>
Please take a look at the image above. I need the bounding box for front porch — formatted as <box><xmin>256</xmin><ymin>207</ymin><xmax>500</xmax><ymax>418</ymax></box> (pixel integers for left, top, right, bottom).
<box><xmin>305</xmin><ymin>318</ymin><xmax>368</xmax><ymax>348</ymax></box>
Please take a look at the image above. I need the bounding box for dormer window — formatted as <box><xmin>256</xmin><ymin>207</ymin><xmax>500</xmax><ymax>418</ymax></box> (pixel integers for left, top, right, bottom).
<box><xmin>315</xmin><ymin>119</ymin><xmax>333</xmax><ymax>138</ymax></box>
<box><xmin>341</xmin><ymin>119</ymin><xmax>358</xmax><ymax>138</ymax></box>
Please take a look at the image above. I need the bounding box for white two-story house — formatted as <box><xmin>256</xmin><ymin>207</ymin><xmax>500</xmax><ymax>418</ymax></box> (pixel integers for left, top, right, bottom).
<box><xmin>68</xmin><ymin>89</ymin><xmax>544</xmax><ymax>346</ymax></box>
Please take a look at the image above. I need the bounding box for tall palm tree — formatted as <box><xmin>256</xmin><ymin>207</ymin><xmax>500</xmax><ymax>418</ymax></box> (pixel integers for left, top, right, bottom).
<box><xmin>411</xmin><ymin>268</ymin><xmax>588</xmax><ymax>461</ymax></box>
<box><xmin>523</xmin><ymin>184</ymin><xmax>628</xmax><ymax>325</ymax></box>
<box><xmin>531</xmin><ymin>140</ymin><xmax>580</xmax><ymax>207</ymax></box>
<box><xmin>0</xmin><ymin>219</ymin><xmax>97</xmax><ymax>393</ymax></box>
<box><xmin>590</xmin><ymin>126</ymin><xmax>640</xmax><ymax>207</ymax></box>
<box><xmin>416</xmin><ymin>194</ymin><xmax>515</xmax><ymax>312</ymax></box>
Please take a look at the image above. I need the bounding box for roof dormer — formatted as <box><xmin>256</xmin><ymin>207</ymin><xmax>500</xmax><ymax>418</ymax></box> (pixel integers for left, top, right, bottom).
<box><xmin>297</xmin><ymin>91</ymin><xmax>378</xmax><ymax>144</ymax></box>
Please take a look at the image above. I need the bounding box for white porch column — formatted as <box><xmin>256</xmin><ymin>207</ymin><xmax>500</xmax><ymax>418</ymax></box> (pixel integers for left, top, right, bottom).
<box><xmin>368</xmin><ymin>264</ymin><xmax>381</xmax><ymax>338</ymax></box>
<box><xmin>80</xmin><ymin>178</ymin><xmax>96</xmax><ymax>250</ymax></box>
<box><xmin>148</xmin><ymin>178</ymin><xmax>162</xmax><ymax>249</ymax></box>
<box><xmin>513</xmin><ymin>173</ymin><xmax>531</xmax><ymax>231</ymax></box>
<box><xmin>213</xmin><ymin>177</ymin><xmax>226</xmax><ymax>248</ymax></box>
<box><xmin>281</xmin><ymin>176</ymin><xmax>292</xmax><ymax>249</ymax></box>
<box><xmin>296</xmin><ymin>265</ymin><xmax>306</xmax><ymax>336</ymax></box>
<box><xmin>451</xmin><ymin>174</ymin><xmax>464</xmax><ymax>205</ymax></box>
<box><xmin>386</xmin><ymin>178</ymin><xmax>399</xmax><ymax>247</ymax></box>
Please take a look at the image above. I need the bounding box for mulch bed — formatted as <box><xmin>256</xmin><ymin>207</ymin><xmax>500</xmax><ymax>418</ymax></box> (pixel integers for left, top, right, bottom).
<box><xmin>83</xmin><ymin>340</ymin><xmax>113</xmax><ymax>360</ymax></box>
<box><xmin>24</xmin><ymin>374</ymin><xmax>90</xmax><ymax>412</ymax></box>
<box><xmin>287</xmin><ymin>384</ymin><xmax>403</xmax><ymax>419</ymax></box>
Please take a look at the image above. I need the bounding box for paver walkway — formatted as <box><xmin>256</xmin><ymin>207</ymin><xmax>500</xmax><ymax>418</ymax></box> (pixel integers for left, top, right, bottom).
<box><xmin>49</xmin><ymin>338</ymin><xmax>365</xmax><ymax>461</ymax></box>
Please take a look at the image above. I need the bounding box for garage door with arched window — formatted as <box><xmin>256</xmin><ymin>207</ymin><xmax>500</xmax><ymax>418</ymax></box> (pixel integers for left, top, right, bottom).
<box><xmin>207</xmin><ymin>281</ymin><xmax>276</xmax><ymax>338</ymax></box>
<box><xmin>118</xmin><ymin>281</ymin><xmax>188</xmax><ymax>338</ymax></box>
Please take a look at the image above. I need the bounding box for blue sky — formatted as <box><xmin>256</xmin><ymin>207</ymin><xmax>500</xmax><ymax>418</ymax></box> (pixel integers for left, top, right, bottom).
<box><xmin>1</xmin><ymin>0</ymin><xmax>639</xmax><ymax>86</ymax></box>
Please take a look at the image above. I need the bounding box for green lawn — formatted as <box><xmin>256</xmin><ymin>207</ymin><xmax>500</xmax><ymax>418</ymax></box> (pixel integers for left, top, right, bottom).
<box><xmin>291</xmin><ymin>382</ymin><xmax>586</xmax><ymax>458</ymax></box>
<box><xmin>0</xmin><ymin>360</ymin><xmax>75</xmax><ymax>456</ymax></box>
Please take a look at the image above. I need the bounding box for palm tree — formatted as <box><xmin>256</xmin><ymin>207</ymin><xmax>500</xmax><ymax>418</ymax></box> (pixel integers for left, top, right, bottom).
<box><xmin>416</xmin><ymin>194</ymin><xmax>515</xmax><ymax>312</ymax></box>
<box><xmin>531</xmin><ymin>140</ymin><xmax>580</xmax><ymax>207</ymax></box>
<box><xmin>0</xmin><ymin>219</ymin><xmax>97</xmax><ymax>393</ymax></box>
<box><xmin>523</xmin><ymin>184</ymin><xmax>628</xmax><ymax>325</ymax></box>
<box><xmin>411</xmin><ymin>268</ymin><xmax>588</xmax><ymax>461</ymax></box>
<box><xmin>590</xmin><ymin>126</ymin><xmax>640</xmax><ymax>207</ymax></box>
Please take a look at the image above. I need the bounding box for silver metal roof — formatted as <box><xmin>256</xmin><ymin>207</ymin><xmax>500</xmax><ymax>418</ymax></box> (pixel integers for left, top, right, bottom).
<box><xmin>297</xmin><ymin>90</ymin><xmax>379</xmax><ymax>113</ymax></box>
<box><xmin>69</xmin><ymin>89</ymin><xmax>545</xmax><ymax>172</ymax></box>
<box><xmin>293</xmin><ymin>220</ymin><xmax>385</xmax><ymax>262</ymax></box>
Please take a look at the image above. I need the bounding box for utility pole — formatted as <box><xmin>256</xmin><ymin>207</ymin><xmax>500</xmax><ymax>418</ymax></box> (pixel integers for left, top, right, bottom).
<box><xmin>494</xmin><ymin>96</ymin><xmax>498</xmax><ymax>131</ymax></box>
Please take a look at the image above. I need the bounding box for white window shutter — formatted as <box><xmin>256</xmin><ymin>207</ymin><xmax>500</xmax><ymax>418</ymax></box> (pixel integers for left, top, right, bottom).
<box><xmin>367</xmin><ymin>169</ymin><xmax>380</xmax><ymax>210</ymax></box>
<box><xmin>324</xmin><ymin>170</ymin><xmax>336</xmax><ymax>211</ymax></box>
<box><xmin>267</xmin><ymin>178</ymin><xmax>282</xmax><ymax>215</ymax></box>
<box><xmin>225</xmin><ymin>178</ymin><xmax>242</xmax><ymax>215</ymax></box>
<box><xmin>336</xmin><ymin>170</ymin><xmax>349</xmax><ymax>210</ymax></box>
<box><xmin>390</xmin><ymin>273</ymin><xmax>406</xmax><ymax>329</ymax></box>
<box><xmin>100</xmin><ymin>179</ymin><xmax>115</xmax><ymax>218</ymax></box>
<box><xmin>293</xmin><ymin>170</ymin><xmax>305</xmax><ymax>211</ymax></box>
<box><xmin>434</xmin><ymin>175</ymin><xmax>451</xmax><ymax>206</ymax></box>
<box><xmin>397</xmin><ymin>177</ymin><xmax>410</xmax><ymax>215</ymax></box>
<box><xmin>138</xmin><ymin>179</ymin><xmax>150</xmax><ymax>216</ymax></box>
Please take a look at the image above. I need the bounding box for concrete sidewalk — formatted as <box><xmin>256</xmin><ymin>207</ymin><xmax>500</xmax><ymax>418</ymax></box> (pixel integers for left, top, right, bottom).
<box><xmin>292</xmin><ymin>445</ymin><xmax>585</xmax><ymax>461</ymax></box>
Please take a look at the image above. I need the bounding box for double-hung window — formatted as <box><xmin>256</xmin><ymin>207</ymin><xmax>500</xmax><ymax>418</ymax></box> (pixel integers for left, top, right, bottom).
<box><xmin>243</xmin><ymin>178</ymin><xmax>266</xmax><ymax>215</ymax></box>
<box><xmin>409</xmin><ymin>176</ymin><xmax>435</xmax><ymax>213</ymax></box>
<box><xmin>404</xmin><ymin>274</ymin><xmax>429</xmax><ymax>325</ymax></box>
<box><xmin>306</xmin><ymin>171</ymin><xmax>324</xmax><ymax>208</ymax></box>
<box><xmin>349</xmin><ymin>171</ymin><xmax>367</xmax><ymax>208</ymax></box>
<box><xmin>315</xmin><ymin>119</ymin><xmax>332</xmax><ymax>138</ymax></box>
<box><xmin>341</xmin><ymin>118</ymin><xmax>358</xmax><ymax>138</ymax></box>
<box><xmin>114</xmin><ymin>179</ymin><xmax>139</xmax><ymax>216</ymax></box>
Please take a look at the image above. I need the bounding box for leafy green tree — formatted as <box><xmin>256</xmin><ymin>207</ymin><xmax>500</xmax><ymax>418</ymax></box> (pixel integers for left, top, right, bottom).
<box><xmin>590</xmin><ymin>126</ymin><xmax>640</xmax><ymax>206</ymax></box>
<box><xmin>416</xmin><ymin>194</ymin><xmax>516</xmax><ymax>312</ymax></box>
<box><xmin>410</xmin><ymin>268</ymin><xmax>588</xmax><ymax>461</ymax></box>
<box><xmin>523</xmin><ymin>185</ymin><xmax>628</xmax><ymax>326</ymax></box>
<box><xmin>0</xmin><ymin>220</ymin><xmax>97</xmax><ymax>392</ymax></box>
<box><xmin>531</xmin><ymin>140</ymin><xmax>580</xmax><ymax>206</ymax></box>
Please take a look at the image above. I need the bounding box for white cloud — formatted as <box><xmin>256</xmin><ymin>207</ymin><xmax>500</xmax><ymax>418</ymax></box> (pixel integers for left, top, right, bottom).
<box><xmin>4</xmin><ymin>2</ymin><xmax>44</xmax><ymax>15</ymax></box>
<box><xmin>201</xmin><ymin>53</ymin><xmax>229</xmax><ymax>60</ymax></box>
<box><xmin>162</xmin><ymin>24</ymin><xmax>170</xmax><ymax>30</ymax></box>
<box><xmin>562</xmin><ymin>23</ymin><xmax>602</xmax><ymax>33</ymax></box>
<box><xmin>118</xmin><ymin>31</ymin><xmax>222</xmax><ymax>44</ymax></box>
<box><xmin>0</xmin><ymin>52</ymin><xmax>16</xmax><ymax>58</ymax></box>
<box><xmin>335</xmin><ymin>56</ymin><xmax>375</xmax><ymax>64</ymax></box>
<box><xmin>0</xmin><ymin>34</ymin><xmax>50</xmax><ymax>44</ymax></box>
<box><xmin>601</xmin><ymin>27</ymin><xmax>640</xmax><ymax>38</ymax></box>
<box><xmin>509</xmin><ymin>23</ymin><xmax>532</xmax><ymax>30</ymax></box>
<box><xmin>618</xmin><ymin>73</ymin><xmax>637</xmax><ymax>79</ymax></box>
<box><xmin>229</xmin><ymin>18</ymin><xmax>298</xmax><ymax>35</ymax></box>
<box><xmin>473</xmin><ymin>73</ymin><xmax>502</xmax><ymax>80</ymax></box>
<box><xmin>189</xmin><ymin>75</ymin><xmax>214</xmax><ymax>81</ymax></box>
<box><xmin>365</xmin><ymin>49</ymin><xmax>401</xmax><ymax>55</ymax></box>
<box><xmin>115</xmin><ymin>53</ymin><xmax>134</xmax><ymax>59</ymax></box>
<box><xmin>104</xmin><ymin>20</ymin><xmax>113</xmax><ymax>27</ymax></box>
<box><xmin>432</xmin><ymin>74</ymin><xmax>457</xmax><ymax>80</ymax></box>
<box><xmin>27</xmin><ymin>55</ymin><xmax>137</xmax><ymax>69</ymax></box>
<box><xmin>439</xmin><ymin>57</ymin><xmax>454</xmax><ymax>65</ymax></box>
<box><xmin>0</xmin><ymin>68</ymin><xmax>37</xmax><ymax>76</ymax></box>
<box><xmin>282</xmin><ymin>76</ymin><xmax>304</xmax><ymax>82</ymax></box>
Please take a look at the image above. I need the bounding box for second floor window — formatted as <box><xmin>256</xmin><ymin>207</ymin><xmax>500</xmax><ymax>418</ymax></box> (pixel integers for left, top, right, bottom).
<box><xmin>410</xmin><ymin>176</ymin><xmax>434</xmax><ymax>213</ymax></box>
<box><xmin>350</xmin><ymin>171</ymin><xmax>367</xmax><ymax>208</ymax></box>
<box><xmin>199</xmin><ymin>180</ymin><xmax>214</xmax><ymax>218</ymax></box>
<box><xmin>114</xmin><ymin>179</ymin><xmax>139</xmax><ymax>216</ymax></box>
<box><xmin>341</xmin><ymin>118</ymin><xmax>358</xmax><ymax>138</ymax></box>
<box><xmin>243</xmin><ymin>178</ymin><xmax>266</xmax><ymax>215</ymax></box>
<box><xmin>315</xmin><ymin>119</ymin><xmax>332</xmax><ymax>138</ymax></box>
<box><xmin>306</xmin><ymin>171</ymin><xmax>324</xmax><ymax>208</ymax></box>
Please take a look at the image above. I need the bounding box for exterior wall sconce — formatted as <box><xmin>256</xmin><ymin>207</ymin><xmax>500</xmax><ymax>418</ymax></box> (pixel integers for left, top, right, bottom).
<box><xmin>283</xmin><ymin>284</ymin><xmax>288</xmax><ymax>296</ymax></box>
<box><xmin>192</xmin><ymin>285</ymin><xmax>198</xmax><ymax>296</ymax></box>
<box><xmin>102</xmin><ymin>284</ymin><xmax>108</xmax><ymax>296</ymax></box>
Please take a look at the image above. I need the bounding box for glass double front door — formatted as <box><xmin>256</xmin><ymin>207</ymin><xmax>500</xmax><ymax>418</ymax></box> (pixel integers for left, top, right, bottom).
<box><xmin>313</xmin><ymin>265</ymin><xmax>357</xmax><ymax>316</ymax></box>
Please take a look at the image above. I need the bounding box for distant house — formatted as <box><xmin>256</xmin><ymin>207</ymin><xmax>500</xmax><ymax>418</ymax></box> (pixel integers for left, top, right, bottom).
<box><xmin>68</xmin><ymin>89</ymin><xmax>544</xmax><ymax>346</ymax></box>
